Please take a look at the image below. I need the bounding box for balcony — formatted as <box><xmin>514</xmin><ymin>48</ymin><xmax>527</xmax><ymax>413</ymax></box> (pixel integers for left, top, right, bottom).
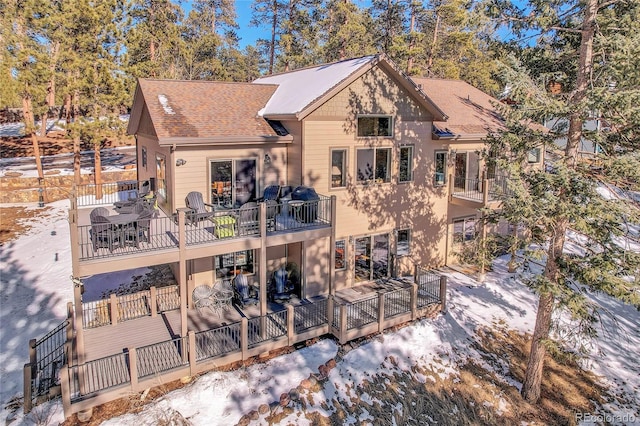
<box><xmin>448</xmin><ymin>174</ymin><xmax>511</xmax><ymax>207</ymax></box>
<box><xmin>71</xmin><ymin>182</ymin><xmax>334</xmax><ymax>276</ymax></box>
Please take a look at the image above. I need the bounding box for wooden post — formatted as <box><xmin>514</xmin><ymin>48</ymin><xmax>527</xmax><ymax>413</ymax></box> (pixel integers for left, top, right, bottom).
<box><xmin>413</xmin><ymin>264</ymin><xmax>419</xmax><ymax>284</ymax></box>
<box><xmin>339</xmin><ymin>305</ymin><xmax>347</xmax><ymax>344</ymax></box>
<box><xmin>177</xmin><ymin>209</ymin><xmax>188</xmax><ymax>338</ymax></box>
<box><xmin>439</xmin><ymin>276</ymin><xmax>447</xmax><ymax>313</ymax></box>
<box><xmin>109</xmin><ymin>293</ymin><xmax>118</xmax><ymax>326</ymax></box>
<box><xmin>129</xmin><ymin>348</ymin><xmax>138</xmax><ymax>390</ymax></box>
<box><xmin>259</xmin><ymin>203</ymin><xmax>267</xmax><ymax>317</ymax></box>
<box><xmin>482</xmin><ymin>171</ymin><xmax>489</xmax><ymax>204</ymax></box>
<box><xmin>72</xmin><ymin>277</ymin><xmax>85</xmax><ymax>366</ymax></box>
<box><xmin>448</xmin><ymin>173</ymin><xmax>453</xmax><ymax>200</ymax></box>
<box><xmin>60</xmin><ymin>363</ymin><xmax>71</xmax><ymax>418</ymax></box>
<box><xmin>287</xmin><ymin>304</ymin><xmax>295</xmax><ymax>345</ymax></box>
<box><xmin>28</xmin><ymin>339</ymin><xmax>37</xmax><ymax>374</ymax></box>
<box><xmin>329</xmin><ymin>195</ymin><xmax>337</xmax><ymax>296</ymax></box>
<box><xmin>188</xmin><ymin>331</ymin><xmax>196</xmax><ymax>376</ymax></box>
<box><xmin>23</xmin><ymin>363</ymin><xmax>32</xmax><ymax>413</ymax></box>
<box><xmin>378</xmin><ymin>293</ymin><xmax>385</xmax><ymax>333</ymax></box>
<box><xmin>410</xmin><ymin>283</ymin><xmax>418</xmax><ymax>320</ymax></box>
<box><xmin>241</xmin><ymin>317</ymin><xmax>248</xmax><ymax>360</ymax></box>
<box><xmin>66</xmin><ymin>302</ymin><xmax>74</xmax><ymax>362</ymax></box>
<box><xmin>150</xmin><ymin>286</ymin><xmax>157</xmax><ymax>318</ymax></box>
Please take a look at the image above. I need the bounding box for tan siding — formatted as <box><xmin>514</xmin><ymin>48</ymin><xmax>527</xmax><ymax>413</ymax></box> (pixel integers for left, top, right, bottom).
<box><xmin>303</xmin><ymin>238</ymin><xmax>329</xmax><ymax>297</ymax></box>
<box><xmin>171</xmin><ymin>144</ymin><xmax>288</xmax><ymax>209</ymax></box>
<box><xmin>299</xmin><ymin>64</ymin><xmax>474</xmax><ymax>287</ymax></box>
<box><xmin>282</xmin><ymin>120</ymin><xmax>303</xmax><ymax>187</ymax></box>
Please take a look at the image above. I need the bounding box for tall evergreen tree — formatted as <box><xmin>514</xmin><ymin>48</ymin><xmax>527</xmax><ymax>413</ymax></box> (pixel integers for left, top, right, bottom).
<box><xmin>486</xmin><ymin>0</ymin><xmax>640</xmax><ymax>403</ymax></box>
<box><xmin>251</xmin><ymin>0</ymin><xmax>285</xmax><ymax>74</ymax></box>
<box><xmin>319</xmin><ymin>0</ymin><xmax>375</xmax><ymax>62</ymax></box>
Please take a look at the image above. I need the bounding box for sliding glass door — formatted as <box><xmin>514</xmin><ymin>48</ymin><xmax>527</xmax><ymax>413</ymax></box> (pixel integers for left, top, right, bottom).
<box><xmin>210</xmin><ymin>159</ymin><xmax>256</xmax><ymax>207</ymax></box>
<box><xmin>354</xmin><ymin>233</ymin><xmax>389</xmax><ymax>282</ymax></box>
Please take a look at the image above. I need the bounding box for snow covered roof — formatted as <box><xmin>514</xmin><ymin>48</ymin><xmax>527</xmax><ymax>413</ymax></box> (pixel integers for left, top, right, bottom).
<box><xmin>254</xmin><ymin>56</ymin><xmax>377</xmax><ymax>117</ymax></box>
<box><xmin>254</xmin><ymin>54</ymin><xmax>447</xmax><ymax>121</ymax></box>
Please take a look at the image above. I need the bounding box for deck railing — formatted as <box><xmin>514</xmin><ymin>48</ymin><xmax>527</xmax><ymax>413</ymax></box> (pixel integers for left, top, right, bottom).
<box><xmin>293</xmin><ymin>299</ymin><xmax>328</xmax><ymax>334</ymax></box>
<box><xmin>74</xmin><ymin>187</ymin><xmax>333</xmax><ymax>264</ymax></box>
<box><xmin>75</xmin><ymin>180</ymin><xmax>145</xmax><ymax>208</ymax></box>
<box><xmin>247</xmin><ymin>310</ymin><xmax>288</xmax><ymax>348</ymax></box>
<box><xmin>194</xmin><ymin>322</ymin><xmax>242</xmax><ymax>361</ymax></box>
<box><xmin>383</xmin><ymin>287</ymin><xmax>412</xmax><ymax>318</ymax></box>
<box><xmin>78</xmin><ymin>215</ymin><xmax>179</xmax><ymax>261</ymax></box>
<box><xmin>68</xmin><ymin>352</ymin><xmax>131</xmax><ymax>398</ymax></box>
<box><xmin>451</xmin><ymin>175</ymin><xmax>512</xmax><ymax>204</ymax></box>
<box><xmin>82</xmin><ymin>285</ymin><xmax>180</xmax><ymax>328</ymax></box>
<box><xmin>58</xmin><ymin>275</ymin><xmax>445</xmax><ymax>417</ymax></box>
<box><xmin>136</xmin><ymin>336</ymin><xmax>189</xmax><ymax>379</ymax></box>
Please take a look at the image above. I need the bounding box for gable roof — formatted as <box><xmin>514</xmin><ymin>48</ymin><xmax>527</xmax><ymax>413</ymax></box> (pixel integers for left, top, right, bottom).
<box><xmin>411</xmin><ymin>77</ymin><xmax>506</xmax><ymax>140</ymax></box>
<box><xmin>127</xmin><ymin>79</ymin><xmax>292</xmax><ymax>145</ymax></box>
<box><xmin>254</xmin><ymin>55</ymin><xmax>448</xmax><ymax>121</ymax></box>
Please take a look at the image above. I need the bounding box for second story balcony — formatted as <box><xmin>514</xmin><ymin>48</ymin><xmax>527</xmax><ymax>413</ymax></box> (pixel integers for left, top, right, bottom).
<box><xmin>448</xmin><ymin>173</ymin><xmax>512</xmax><ymax>207</ymax></box>
<box><xmin>70</xmin><ymin>182</ymin><xmax>335</xmax><ymax>276</ymax></box>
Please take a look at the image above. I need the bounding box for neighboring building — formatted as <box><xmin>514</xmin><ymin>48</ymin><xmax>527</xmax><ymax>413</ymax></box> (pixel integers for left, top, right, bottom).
<box><xmin>38</xmin><ymin>54</ymin><xmax>530</xmax><ymax>419</ymax></box>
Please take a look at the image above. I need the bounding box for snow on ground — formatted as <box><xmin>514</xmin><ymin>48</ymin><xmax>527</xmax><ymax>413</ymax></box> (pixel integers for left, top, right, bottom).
<box><xmin>0</xmin><ymin>201</ymin><xmax>638</xmax><ymax>425</ymax></box>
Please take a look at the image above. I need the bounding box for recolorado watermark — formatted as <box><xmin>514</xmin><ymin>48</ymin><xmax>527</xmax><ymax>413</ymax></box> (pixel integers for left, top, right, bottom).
<box><xmin>575</xmin><ymin>412</ymin><xmax>638</xmax><ymax>424</ymax></box>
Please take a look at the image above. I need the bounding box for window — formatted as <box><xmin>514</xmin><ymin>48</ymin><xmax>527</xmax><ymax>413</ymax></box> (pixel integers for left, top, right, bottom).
<box><xmin>141</xmin><ymin>147</ymin><xmax>147</xmax><ymax>168</ymax></box>
<box><xmin>354</xmin><ymin>234</ymin><xmax>389</xmax><ymax>282</ymax></box>
<box><xmin>331</xmin><ymin>149</ymin><xmax>347</xmax><ymax>188</ymax></box>
<box><xmin>356</xmin><ymin>148</ymin><xmax>391</xmax><ymax>184</ymax></box>
<box><xmin>155</xmin><ymin>154</ymin><xmax>166</xmax><ymax>199</ymax></box>
<box><xmin>399</xmin><ymin>146</ymin><xmax>414</xmax><ymax>183</ymax></box>
<box><xmin>434</xmin><ymin>151</ymin><xmax>447</xmax><ymax>186</ymax></box>
<box><xmin>396</xmin><ymin>229</ymin><xmax>410</xmax><ymax>256</ymax></box>
<box><xmin>335</xmin><ymin>240</ymin><xmax>346</xmax><ymax>270</ymax></box>
<box><xmin>528</xmin><ymin>148</ymin><xmax>541</xmax><ymax>163</ymax></box>
<box><xmin>357</xmin><ymin>116</ymin><xmax>393</xmax><ymax>137</ymax></box>
<box><xmin>452</xmin><ymin>217</ymin><xmax>477</xmax><ymax>246</ymax></box>
<box><xmin>215</xmin><ymin>250</ymin><xmax>254</xmax><ymax>278</ymax></box>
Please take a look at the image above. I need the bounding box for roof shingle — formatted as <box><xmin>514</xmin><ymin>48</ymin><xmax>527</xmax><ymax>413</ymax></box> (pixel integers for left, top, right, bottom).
<box><xmin>137</xmin><ymin>79</ymin><xmax>281</xmax><ymax>140</ymax></box>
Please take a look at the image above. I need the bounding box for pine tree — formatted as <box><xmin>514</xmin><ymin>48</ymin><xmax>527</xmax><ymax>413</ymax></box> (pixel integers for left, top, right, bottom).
<box><xmin>486</xmin><ymin>0</ymin><xmax>640</xmax><ymax>403</ymax></box>
<box><xmin>251</xmin><ymin>0</ymin><xmax>286</xmax><ymax>74</ymax></box>
<box><xmin>319</xmin><ymin>0</ymin><xmax>374</xmax><ymax>62</ymax></box>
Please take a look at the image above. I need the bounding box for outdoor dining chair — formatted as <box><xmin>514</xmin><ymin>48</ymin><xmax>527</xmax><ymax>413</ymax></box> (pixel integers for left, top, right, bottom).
<box><xmin>192</xmin><ymin>285</ymin><xmax>217</xmax><ymax>316</ymax></box>
<box><xmin>237</xmin><ymin>202</ymin><xmax>259</xmax><ymax>235</ymax></box>
<box><xmin>90</xmin><ymin>215</ymin><xmax>122</xmax><ymax>252</ymax></box>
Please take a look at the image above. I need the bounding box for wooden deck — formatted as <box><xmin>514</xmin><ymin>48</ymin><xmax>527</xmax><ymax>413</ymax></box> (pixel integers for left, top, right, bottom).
<box><xmin>81</xmin><ymin>298</ymin><xmax>308</xmax><ymax>362</ymax></box>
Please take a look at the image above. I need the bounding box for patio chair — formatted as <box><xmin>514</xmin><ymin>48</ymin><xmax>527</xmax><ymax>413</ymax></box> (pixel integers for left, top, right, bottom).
<box><xmin>114</xmin><ymin>181</ymin><xmax>152</xmax><ymax>211</ymax></box>
<box><xmin>271</xmin><ymin>266</ymin><xmax>291</xmax><ymax>301</ymax></box>
<box><xmin>192</xmin><ymin>285</ymin><xmax>216</xmax><ymax>315</ymax></box>
<box><xmin>256</xmin><ymin>185</ymin><xmax>280</xmax><ymax>202</ymax></box>
<box><xmin>232</xmin><ymin>273</ymin><xmax>258</xmax><ymax>307</ymax></box>
<box><xmin>90</xmin><ymin>215</ymin><xmax>122</xmax><ymax>252</ymax></box>
<box><xmin>122</xmin><ymin>210</ymin><xmax>153</xmax><ymax>247</ymax></box>
<box><xmin>213</xmin><ymin>280</ymin><xmax>234</xmax><ymax>312</ymax></box>
<box><xmin>90</xmin><ymin>207</ymin><xmax>110</xmax><ymax>222</ymax></box>
<box><xmin>237</xmin><ymin>202</ymin><xmax>259</xmax><ymax>235</ymax></box>
<box><xmin>185</xmin><ymin>191</ymin><xmax>215</xmax><ymax>225</ymax></box>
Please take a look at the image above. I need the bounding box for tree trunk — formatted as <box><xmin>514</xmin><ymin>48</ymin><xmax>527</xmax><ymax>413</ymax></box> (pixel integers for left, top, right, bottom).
<box><xmin>22</xmin><ymin>91</ymin><xmax>44</xmax><ymax>180</ymax></box>
<box><xmin>427</xmin><ymin>12</ymin><xmax>441</xmax><ymax>73</ymax></box>
<box><xmin>269</xmin><ymin>0</ymin><xmax>277</xmax><ymax>74</ymax></box>
<box><xmin>40</xmin><ymin>41</ymin><xmax>60</xmax><ymax>138</ymax></box>
<box><xmin>94</xmin><ymin>144</ymin><xmax>102</xmax><ymax>200</ymax></box>
<box><xmin>521</xmin><ymin>0</ymin><xmax>597</xmax><ymax>402</ymax></box>
<box><xmin>406</xmin><ymin>1</ymin><xmax>416</xmax><ymax>74</ymax></box>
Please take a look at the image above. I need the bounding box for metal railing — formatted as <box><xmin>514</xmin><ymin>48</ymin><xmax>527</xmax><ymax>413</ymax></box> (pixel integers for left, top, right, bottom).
<box><xmin>194</xmin><ymin>322</ymin><xmax>242</xmax><ymax>361</ymax></box>
<box><xmin>29</xmin><ymin>320</ymin><xmax>69</xmax><ymax>397</ymax></box>
<box><xmin>69</xmin><ymin>352</ymin><xmax>130</xmax><ymax>399</ymax></box>
<box><xmin>272</xmin><ymin>195</ymin><xmax>332</xmax><ymax>233</ymax></box>
<box><xmin>117</xmin><ymin>291</ymin><xmax>150</xmax><ymax>322</ymax></box>
<box><xmin>383</xmin><ymin>287</ymin><xmax>412</xmax><ymax>318</ymax></box>
<box><xmin>156</xmin><ymin>285</ymin><xmax>180</xmax><ymax>312</ymax></box>
<box><xmin>78</xmin><ymin>215</ymin><xmax>179</xmax><ymax>261</ymax></box>
<box><xmin>75</xmin><ymin>181</ymin><xmax>145</xmax><ymax>208</ymax></box>
<box><xmin>136</xmin><ymin>337</ymin><xmax>189</xmax><ymax>379</ymax></box>
<box><xmin>416</xmin><ymin>268</ymin><xmax>441</xmax><ymax>308</ymax></box>
<box><xmin>452</xmin><ymin>177</ymin><xmax>484</xmax><ymax>202</ymax></box>
<box><xmin>487</xmin><ymin>175</ymin><xmax>511</xmax><ymax>200</ymax></box>
<box><xmin>346</xmin><ymin>296</ymin><xmax>379</xmax><ymax>330</ymax></box>
<box><xmin>293</xmin><ymin>299</ymin><xmax>328</xmax><ymax>334</ymax></box>
<box><xmin>82</xmin><ymin>300</ymin><xmax>111</xmax><ymax>329</ymax></box>
<box><xmin>247</xmin><ymin>310</ymin><xmax>288</xmax><ymax>348</ymax></box>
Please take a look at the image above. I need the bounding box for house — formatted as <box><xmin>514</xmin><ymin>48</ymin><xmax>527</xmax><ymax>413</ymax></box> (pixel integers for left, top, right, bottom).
<box><xmin>28</xmin><ymin>54</ymin><xmax>524</xmax><ymax>419</ymax></box>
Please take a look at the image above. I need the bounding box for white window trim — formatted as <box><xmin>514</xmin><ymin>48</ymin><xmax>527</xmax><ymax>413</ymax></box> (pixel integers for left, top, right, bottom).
<box><xmin>395</xmin><ymin>228</ymin><xmax>411</xmax><ymax>256</ymax></box>
<box><xmin>330</xmin><ymin>148</ymin><xmax>348</xmax><ymax>190</ymax></box>
<box><xmin>434</xmin><ymin>150</ymin><xmax>448</xmax><ymax>186</ymax></box>
<box><xmin>335</xmin><ymin>239</ymin><xmax>347</xmax><ymax>271</ymax></box>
